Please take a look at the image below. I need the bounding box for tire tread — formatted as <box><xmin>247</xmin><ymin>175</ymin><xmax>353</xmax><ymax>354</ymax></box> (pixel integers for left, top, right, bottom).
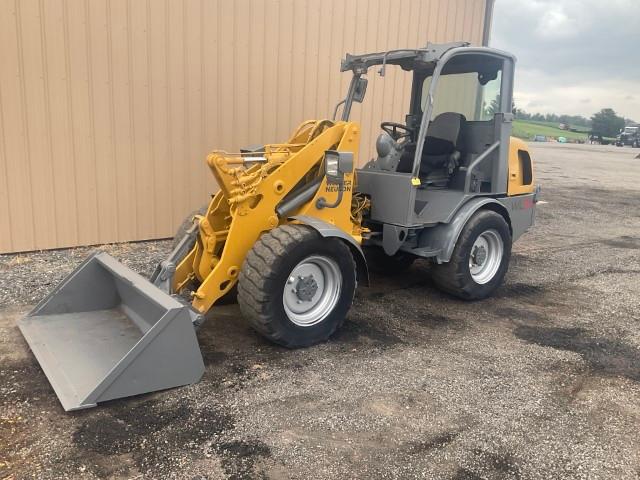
<box><xmin>238</xmin><ymin>224</ymin><xmax>329</xmax><ymax>347</ymax></box>
<box><xmin>431</xmin><ymin>210</ymin><xmax>511</xmax><ymax>300</ymax></box>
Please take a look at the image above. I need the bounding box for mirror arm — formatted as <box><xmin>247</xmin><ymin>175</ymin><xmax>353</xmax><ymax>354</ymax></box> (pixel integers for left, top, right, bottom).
<box><xmin>332</xmin><ymin>100</ymin><xmax>346</xmax><ymax>121</ymax></box>
<box><xmin>341</xmin><ymin>72</ymin><xmax>363</xmax><ymax>121</ymax></box>
<box><xmin>316</xmin><ymin>186</ymin><xmax>344</xmax><ymax>210</ymax></box>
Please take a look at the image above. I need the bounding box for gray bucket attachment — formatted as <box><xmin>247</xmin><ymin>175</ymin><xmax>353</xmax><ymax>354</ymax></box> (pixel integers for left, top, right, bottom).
<box><xmin>18</xmin><ymin>251</ymin><xmax>205</xmax><ymax>411</ymax></box>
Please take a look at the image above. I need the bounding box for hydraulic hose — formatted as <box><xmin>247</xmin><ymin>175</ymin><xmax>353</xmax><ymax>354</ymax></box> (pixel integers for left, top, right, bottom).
<box><xmin>275</xmin><ymin>177</ymin><xmax>323</xmax><ymax>218</ymax></box>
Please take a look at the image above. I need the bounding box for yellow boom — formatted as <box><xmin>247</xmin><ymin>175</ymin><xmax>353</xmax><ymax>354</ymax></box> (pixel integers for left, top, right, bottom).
<box><xmin>176</xmin><ymin>120</ymin><xmax>362</xmax><ymax>314</ymax></box>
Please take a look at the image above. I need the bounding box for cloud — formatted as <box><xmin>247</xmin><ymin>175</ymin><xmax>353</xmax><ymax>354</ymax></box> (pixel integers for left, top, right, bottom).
<box><xmin>492</xmin><ymin>0</ymin><xmax>640</xmax><ymax>120</ymax></box>
<box><xmin>536</xmin><ymin>7</ymin><xmax>579</xmax><ymax>39</ymax></box>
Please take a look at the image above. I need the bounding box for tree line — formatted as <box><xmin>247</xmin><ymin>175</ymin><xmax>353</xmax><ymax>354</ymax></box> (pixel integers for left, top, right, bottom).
<box><xmin>513</xmin><ymin>109</ymin><xmax>591</xmax><ymax>128</ymax></box>
<box><xmin>513</xmin><ymin>103</ymin><xmax>636</xmax><ymax>138</ymax></box>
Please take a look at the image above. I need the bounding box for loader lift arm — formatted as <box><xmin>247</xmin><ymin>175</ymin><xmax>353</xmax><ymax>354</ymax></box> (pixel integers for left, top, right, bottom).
<box><xmin>173</xmin><ymin>120</ymin><xmax>362</xmax><ymax>318</ymax></box>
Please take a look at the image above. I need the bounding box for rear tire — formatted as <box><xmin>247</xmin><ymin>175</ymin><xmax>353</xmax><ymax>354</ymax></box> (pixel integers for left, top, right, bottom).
<box><xmin>238</xmin><ymin>225</ymin><xmax>356</xmax><ymax>348</ymax></box>
<box><xmin>431</xmin><ymin>210</ymin><xmax>511</xmax><ymax>300</ymax></box>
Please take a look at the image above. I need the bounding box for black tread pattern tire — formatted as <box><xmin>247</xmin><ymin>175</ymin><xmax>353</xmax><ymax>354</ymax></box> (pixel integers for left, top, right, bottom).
<box><xmin>237</xmin><ymin>224</ymin><xmax>356</xmax><ymax>348</ymax></box>
<box><xmin>172</xmin><ymin>204</ymin><xmax>208</xmax><ymax>249</ymax></box>
<box><xmin>431</xmin><ymin>210</ymin><xmax>511</xmax><ymax>300</ymax></box>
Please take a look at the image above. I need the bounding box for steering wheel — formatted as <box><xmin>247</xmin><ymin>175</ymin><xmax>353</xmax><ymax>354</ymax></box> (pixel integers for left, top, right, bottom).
<box><xmin>380</xmin><ymin>122</ymin><xmax>414</xmax><ymax>142</ymax></box>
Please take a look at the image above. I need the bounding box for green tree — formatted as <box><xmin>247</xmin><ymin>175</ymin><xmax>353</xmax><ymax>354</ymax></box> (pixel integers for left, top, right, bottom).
<box><xmin>482</xmin><ymin>96</ymin><xmax>516</xmax><ymax>117</ymax></box>
<box><xmin>590</xmin><ymin>108</ymin><xmax>625</xmax><ymax>138</ymax></box>
<box><xmin>484</xmin><ymin>97</ymin><xmax>500</xmax><ymax>117</ymax></box>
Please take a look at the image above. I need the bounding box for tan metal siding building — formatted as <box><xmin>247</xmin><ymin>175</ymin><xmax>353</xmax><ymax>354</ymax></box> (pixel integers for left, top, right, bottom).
<box><xmin>0</xmin><ymin>0</ymin><xmax>492</xmax><ymax>254</ymax></box>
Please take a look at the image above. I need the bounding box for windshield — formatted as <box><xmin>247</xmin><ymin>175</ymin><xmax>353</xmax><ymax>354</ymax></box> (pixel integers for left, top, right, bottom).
<box><xmin>419</xmin><ymin>53</ymin><xmax>505</xmax><ymax>122</ymax></box>
<box><xmin>421</xmin><ymin>69</ymin><xmax>503</xmax><ymax>121</ymax></box>
<box><xmin>624</xmin><ymin>127</ymin><xmax>638</xmax><ymax>134</ymax></box>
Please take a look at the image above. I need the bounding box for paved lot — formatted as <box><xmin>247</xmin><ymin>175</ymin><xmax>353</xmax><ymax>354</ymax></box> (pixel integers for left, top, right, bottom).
<box><xmin>1</xmin><ymin>143</ymin><xmax>640</xmax><ymax>479</ymax></box>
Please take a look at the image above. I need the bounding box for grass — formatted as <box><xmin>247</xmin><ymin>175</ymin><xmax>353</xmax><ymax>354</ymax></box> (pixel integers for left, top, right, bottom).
<box><xmin>512</xmin><ymin>119</ymin><xmax>589</xmax><ymax>141</ymax></box>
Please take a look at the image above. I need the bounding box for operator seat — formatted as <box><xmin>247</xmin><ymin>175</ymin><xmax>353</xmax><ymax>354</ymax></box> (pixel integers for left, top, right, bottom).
<box><xmin>396</xmin><ymin>112</ymin><xmax>466</xmax><ymax>185</ymax></box>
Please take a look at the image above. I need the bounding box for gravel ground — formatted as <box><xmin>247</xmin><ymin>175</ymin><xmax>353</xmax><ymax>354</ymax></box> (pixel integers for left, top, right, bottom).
<box><xmin>1</xmin><ymin>143</ymin><xmax>640</xmax><ymax>479</ymax></box>
<box><xmin>0</xmin><ymin>241</ymin><xmax>172</xmax><ymax>308</ymax></box>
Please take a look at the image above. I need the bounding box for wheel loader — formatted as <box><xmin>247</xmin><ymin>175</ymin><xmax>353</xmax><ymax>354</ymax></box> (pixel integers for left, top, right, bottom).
<box><xmin>19</xmin><ymin>42</ymin><xmax>537</xmax><ymax>411</ymax></box>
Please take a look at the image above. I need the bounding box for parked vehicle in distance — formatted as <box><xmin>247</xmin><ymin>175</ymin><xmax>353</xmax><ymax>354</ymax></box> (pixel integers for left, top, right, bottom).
<box><xmin>616</xmin><ymin>125</ymin><xmax>640</xmax><ymax>148</ymax></box>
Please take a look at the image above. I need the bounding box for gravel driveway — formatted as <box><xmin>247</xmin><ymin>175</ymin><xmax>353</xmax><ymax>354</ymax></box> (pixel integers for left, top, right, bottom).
<box><xmin>1</xmin><ymin>143</ymin><xmax>639</xmax><ymax>479</ymax></box>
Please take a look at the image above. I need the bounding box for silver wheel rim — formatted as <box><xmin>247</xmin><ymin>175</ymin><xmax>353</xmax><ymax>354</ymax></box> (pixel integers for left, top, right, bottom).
<box><xmin>469</xmin><ymin>229</ymin><xmax>504</xmax><ymax>284</ymax></box>
<box><xmin>283</xmin><ymin>255</ymin><xmax>342</xmax><ymax>327</ymax></box>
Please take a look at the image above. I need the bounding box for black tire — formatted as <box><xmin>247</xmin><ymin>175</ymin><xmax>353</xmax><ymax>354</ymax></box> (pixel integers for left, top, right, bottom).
<box><xmin>431</xmin><ymin>210</ymin><xmax>511</xmax><ymax>300</ymax></box>
<box><xmin>173</xmin><ymin>203</ymin><xmax>238</xmax><ymax>305</ymax></box>
<box><xmin>237</xmin><ymin>224</ymin><xmax>356</xmax><ymax>348</ymax></box>
<box><xmin>172</xmin><ymin>204</ymin><xmax>208</xmax><ymax>249</ymax></box>
<box><xmin>364</xmin><ymin>246</ymin><xmax>416</xmax><ymax>275</ymax></box>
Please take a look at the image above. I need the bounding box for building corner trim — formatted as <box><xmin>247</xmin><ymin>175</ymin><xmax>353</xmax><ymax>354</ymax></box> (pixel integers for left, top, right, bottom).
<box><xmin>482</xmin><ymin>0</ymin><xmax>496</xmax><ymax>46</ymax></box>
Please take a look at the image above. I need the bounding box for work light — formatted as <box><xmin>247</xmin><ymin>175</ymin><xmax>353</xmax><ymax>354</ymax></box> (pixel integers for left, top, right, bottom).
<box><xmin>324</xmin><ymin>150</ymin><xmax>354</xmax><ymax>184</ymax></box>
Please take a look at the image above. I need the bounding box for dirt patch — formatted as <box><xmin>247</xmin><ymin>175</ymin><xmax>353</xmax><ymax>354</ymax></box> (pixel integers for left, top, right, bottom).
<box><xmin>493</xmin><ymin>306</ymin><xmax>548</xmax><ymax>323</ymax></box>
<box><xmin>200</xmin><ymin>348</ymin><xmax>230</xmax><ymax>366</ymax></box>
<box><xmin>602</xmin><ymin>236</ymin><xmax>640</xmax><ymax>250</ymax></box>
<box><xmin>0</xmin><ymin>358</ymin><xmax>58</xmax><ymax>408</ymax></box>
<box><xmin>472</xmin><ymin>448</ymin><xmax>522</xmax><ymax>479</ymax></box>
<box><xmin>72</xmin><ymin>398</ymin><xmax>234</xmax><ymax>477</ymax></box>
<box><xmin>217</xmin><ymin>440</ymin><xmax>271</xmax><ymax>480</ymax></box>
<box><xmin>404</xmin><ymin>430</ymin><xmax>461</xmax><ymax>454</ymax></box>
<box><xmin>330</xmin><ymin>318</ymin><xmax>405</xmax><ymax>349</ymax></box>
<box><xmin>415</xmin><ymin>311</ymin><xmax>461</xmax><ymax>328</ymax></box>
<box><xmin>513</xmin><ymin>325</ymin><xmax>640</xmax><ymax>382</ymax></box>
<box><xmin>496</xmin><ymin>283</ymin><xmax>546</xmax><ymax>301</ymax></box>
<box><xmin>452</xmin><ymin>467</ymin><xmax>485</xmax><ymax>480</ymax></box>
<box><xmin>452</xmin><ymin>449</ymin><xmax>522</xmax><ymax>480</ymax></box>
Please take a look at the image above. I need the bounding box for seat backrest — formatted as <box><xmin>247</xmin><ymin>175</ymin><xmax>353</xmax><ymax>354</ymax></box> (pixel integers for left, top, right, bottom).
<box><xmin>394</xmin><ymin>112</ymin><xmax>467</xmax><ymax>174</ymax></box>
<box><xmin>424</xmin><ymin>112</ymin><xmax>466</xmax><ymax>155</ymax></box>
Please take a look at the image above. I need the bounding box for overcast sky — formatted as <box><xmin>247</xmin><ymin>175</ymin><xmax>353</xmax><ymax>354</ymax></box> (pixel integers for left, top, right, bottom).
<box><xmin>492</xmin><ymin>0</ymin><xmax>640</xmax><ymax>121</ymax></box>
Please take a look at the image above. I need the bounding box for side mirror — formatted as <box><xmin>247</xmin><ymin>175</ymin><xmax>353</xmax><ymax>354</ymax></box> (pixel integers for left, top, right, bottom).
<box><xmin>352</xmin><ymin>77</ymin><xmax>368</xmax><ymax>103</ymax></box>
<box><xmin>324</xmin><ymin>150</ymin><xmax>354</xmax><ymax>184</ymax></box>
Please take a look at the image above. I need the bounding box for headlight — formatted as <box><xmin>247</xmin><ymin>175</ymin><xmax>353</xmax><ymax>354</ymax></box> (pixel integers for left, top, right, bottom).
<box><xmin>324</xmin><ymin>150</ymin><xmax>354</xmax><ymax>182</ymax></box>
<box><xmin>325</xmin><ymin>151</ymin><xmax>340</xmax><ymax>178</ymax></box>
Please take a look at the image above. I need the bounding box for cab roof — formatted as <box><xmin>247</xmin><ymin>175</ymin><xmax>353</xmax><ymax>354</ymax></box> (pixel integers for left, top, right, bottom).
<box><xmin>340</xmin><ymin>42</ymin><xmax>514</xmax><ymax>74</ymax></box>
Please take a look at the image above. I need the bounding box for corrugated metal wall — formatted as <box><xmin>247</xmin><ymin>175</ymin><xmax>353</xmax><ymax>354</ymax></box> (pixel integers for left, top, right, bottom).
<box><xmin>0</xmin><ymin>0</ymin><xmax>487</xmax><ymax>253</ymax></box>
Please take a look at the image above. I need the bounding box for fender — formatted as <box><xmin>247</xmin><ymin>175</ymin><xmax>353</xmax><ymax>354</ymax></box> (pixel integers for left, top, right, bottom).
<box><xmin>419</xmin><ymin>197</ymin><xmax>511</xmax><ymax>264</ymax></box>
<box><xmin>290</xmin><ymin>215</ymin><xmax>370</xmax><ymax>286</ymax></box>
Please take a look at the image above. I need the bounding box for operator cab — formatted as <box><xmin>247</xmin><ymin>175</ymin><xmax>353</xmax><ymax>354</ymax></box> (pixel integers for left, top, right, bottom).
<box><xmin>371</xmin><ymin>52</ymin><xmax>505</xmax><ymax>191</ymax></box>
<box><xmin>338</xmin><ymin>43</ymin><xmax>515</xmax><ymax>228</ymax></box>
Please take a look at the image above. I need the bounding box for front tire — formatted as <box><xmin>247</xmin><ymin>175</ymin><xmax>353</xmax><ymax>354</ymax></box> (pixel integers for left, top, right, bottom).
<box><xmin>238</xmin><ymin>225</ymin><xmax>356</xmax><ymax>348</ymax></box>
<box><xmin>431</xmin><ymin>210</ymin><xmax>511</xmax><ymax>300</ymax></box>
<box><xmin>172</xmin><ymin>204</ymin><xmax>208</xmax><ymax>249</ymax></box>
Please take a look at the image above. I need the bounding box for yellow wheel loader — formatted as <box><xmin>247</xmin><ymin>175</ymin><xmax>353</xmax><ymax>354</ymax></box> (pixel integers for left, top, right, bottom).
<box><xmin>19</xmin><ymin>42</ymin><xmax>538</xmax><ymax>411</ymax></box>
